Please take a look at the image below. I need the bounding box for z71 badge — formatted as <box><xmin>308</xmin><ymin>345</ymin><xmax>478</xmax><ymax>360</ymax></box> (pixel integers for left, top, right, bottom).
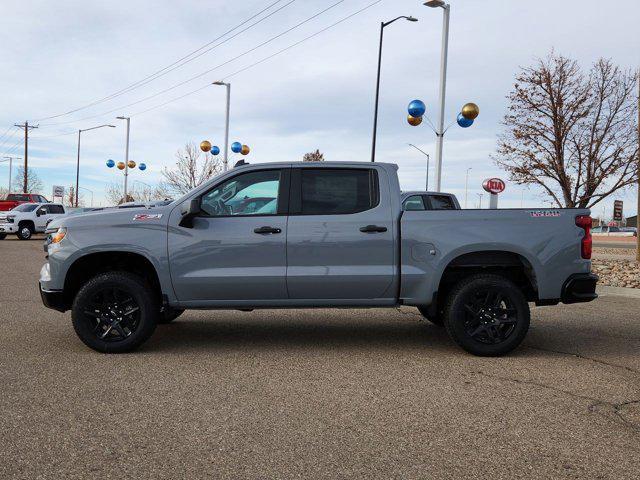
<box><xmin>529</xmin><ymin>210</ymin><xmax>561</xmax><ymax>218</ymax></box>
<box><xmin>133</xmin><ymin>213</ymin><xmax>163</xmax><ymax>221</ymax></box>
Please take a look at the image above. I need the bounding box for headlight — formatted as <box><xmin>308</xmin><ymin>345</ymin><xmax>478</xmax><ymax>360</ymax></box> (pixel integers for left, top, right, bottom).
<box><xmin>50</xmin><ymin>227</ymin><xmax>67</xmax><ymax>244</ymax></box>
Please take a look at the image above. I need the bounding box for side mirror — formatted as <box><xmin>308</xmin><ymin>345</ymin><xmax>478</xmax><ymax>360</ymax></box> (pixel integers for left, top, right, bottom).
<box><xmin>36</xmin><ymin>209</ymin><xmax>44</xmax><ymax>217</ymax></box>
<box><xmin>179</xmin><ymin>198</ymin><xmax>201</xmax><ymax>228</ymax></box>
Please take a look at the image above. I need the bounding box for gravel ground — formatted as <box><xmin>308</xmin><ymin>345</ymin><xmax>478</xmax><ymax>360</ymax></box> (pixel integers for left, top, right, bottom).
<box><xmin>595</xmin><ymin>247</ymin><xmax>637</xmax><ymax>257</ymax></box>
<box><xmin>1</xmin><ymin>236</ymin><xmax>639</xmax><ymax>479</ymax></box>
<box><xmin>592</xmin><ymin>246</ymin><xmax>640</xmax><ymax>289</ymax></box>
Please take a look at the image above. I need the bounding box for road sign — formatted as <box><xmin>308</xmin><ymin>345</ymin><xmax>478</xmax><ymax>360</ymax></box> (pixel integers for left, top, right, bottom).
<box><xmin>52</xmin><ymin>185</ymin><xmax>64</xmax><ymax>198</ymax></box>
<box><xmin>613</xmin><ymin>200</ymin><xmax>623</xmax><ymax>222</ymax></box>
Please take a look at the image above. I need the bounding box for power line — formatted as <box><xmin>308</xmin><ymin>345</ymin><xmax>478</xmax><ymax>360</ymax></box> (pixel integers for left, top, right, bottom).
<box><xmin>39</xmin><ymin>0</ymin><xmax>346</xmax><ymax>127</ymax></box>
<box><xmin>32</xmin><ymin>0</ymin><xmax>295</xmax><ymax>122</ymax></box>
<box><xmin>131</xmin><ymin>0</ymin><xmax>385</xmax><ymax>118</ymax></box>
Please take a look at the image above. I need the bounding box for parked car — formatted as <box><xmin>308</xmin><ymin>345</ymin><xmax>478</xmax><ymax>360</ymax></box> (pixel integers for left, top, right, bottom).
<box><xmin>0</xmin><ymin>193</ymin><xmax>50</xmax><ymax>212</ymax></box>
<box><xmin>40</xmin><ymin>162</ymin><xmax>597</xmax><ymax>356</ymax></box>
<box><xmin>591</xmin><ymin>225</ymin><xmax>636</xmax><ymax>237</ymax></box>
<box><xmin>620</xmin><ymin>227</ymin><xmax>637</xmax><ymax>236</ymax></box>
<box><xmin>0</xmin><ymin>202</ymin><xmax>66</xmax><ymax>240</ymax></box>
<box><xmin>402</xmin><ymin>191</ymin><xmax>461</xmax><ymax>210</ymax></box>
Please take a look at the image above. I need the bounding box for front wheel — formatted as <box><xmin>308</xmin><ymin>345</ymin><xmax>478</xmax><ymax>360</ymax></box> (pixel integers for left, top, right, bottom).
<box><xmin>17</xmin><ymin>224</ymin><xmax>32</xmax><ymax>240</ymax></box>
<box><xmin>444</xmin><ymin>274</ymin><xmax>530</xmax><ymax>357</ymax></box>
<box><xmin>0</xmin><ymin>233</ymin><xmax>6</xmax><ymax>240</ymax></box>
<box><xmin>72</xmin><ymin>272</ymin><xmax>158</xmax><ymax>353</ymax></box>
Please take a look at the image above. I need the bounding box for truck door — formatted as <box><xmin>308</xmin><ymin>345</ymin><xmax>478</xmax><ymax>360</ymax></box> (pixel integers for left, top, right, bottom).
<box><xmin>35</xmin><ymin>204</ymin><xmax>52</xmax><ymax>230</ymax></box>
<box><xmin>286</xmin><ymin>166</ymin><xmax>395</xmax><ymax>300</ymax></box>
<box><xmin>168</xmin><ymin>168</ymin><xmax>290</xmax><ymax>303</ymax></box>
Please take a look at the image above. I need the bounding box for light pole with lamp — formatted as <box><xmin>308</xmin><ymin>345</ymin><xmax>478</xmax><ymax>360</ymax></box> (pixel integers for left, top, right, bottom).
<box><xmin>213</xmin><ymin>81</ymin><xmax>231</xmax><ymax>171</ymax></box>
<box><xmin>371</xmin><ymin>15</ymin><xmax>418</xmax><ymax>163</ymax></box>
<box><xmin>464</xmin><ymin>167</ymin><xmax>472</xmax><ymax>208</ymax></box>
<box><xmin>116</xmin><ymin>116</ymin><xmax>131</xmax><ymax>200</ymax></box>
<box><xmin>78</xmin><ymin>186</ymin><xmax>94</xmax><ymax>207</ymax></box>
<box><xmin>407</xmin><ymin>143</ymin><xmax>430</xmax><ymax>190</ymax></box>
<box><xmin>76</xmin><ymin>124</ymin><xmax>115</xmax><ymax>207</ymax></box>
<box><xmin>476</xmin><ymin>193</ymin><xmax>483</xmax><ymax>209</ymax></box>
<box><xmin>1</xmin><ymin>156</ymin><xmax>20</xmax><ymax>191</ymax></box>
<box><xmin>424</xmin><ymin>0</ymin><xmax>450</xmax><ymax>191</ymax></box>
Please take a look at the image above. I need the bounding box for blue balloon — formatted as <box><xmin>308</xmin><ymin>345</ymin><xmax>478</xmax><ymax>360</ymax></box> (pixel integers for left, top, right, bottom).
<box><xmin>106</xmin><ymin>159</ymin><xmax>115</xmax><ymax>168</ymax></box>
<box><xmin>211</xmin><ymin>146</ymin><xmax>220</xmax><ymax>155</ymax></box>
<box><xmin>138</xmin><ymin>163</ymin><xmax>147</xmax><ymax>171</ymax></box>
<box><xmin>408</xmin><ymin>99</ymin><xmax>426</xmax><ymax>118</ymax></box>
<box><xmin>231</xmin><ymin>142</ymin><xmax>242</xmax><ymax>153</ymax></box>
<box><xmin>457</xmin><ymin>113</ymin><xmax>473</xmax><ymax>128</ymax></box>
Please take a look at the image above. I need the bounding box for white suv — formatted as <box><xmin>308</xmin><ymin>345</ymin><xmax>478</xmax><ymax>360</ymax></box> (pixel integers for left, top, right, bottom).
<box><xmin>0</xmin><ymin>203</ymin><xmax>66</xmax><ymax>240</ymax></box>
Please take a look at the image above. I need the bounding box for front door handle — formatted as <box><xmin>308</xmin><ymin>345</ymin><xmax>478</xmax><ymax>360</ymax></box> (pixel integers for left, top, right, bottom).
<box><xmin>254</xmin><ymin>226</ymin><xmax>282</xmax><ymax>235</ymax></box>
<box><xmin>359</xmin><ymin>225</ymin><xmax>388</xmax><ymax>233</ymax></box>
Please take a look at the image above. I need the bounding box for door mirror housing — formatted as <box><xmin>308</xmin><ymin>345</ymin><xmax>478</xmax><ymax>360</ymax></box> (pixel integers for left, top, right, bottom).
<box><xmin>36</xmin><ymin>208</ymin><xmax>45</xmax><ymax>217</ymax></box>
<box><xmin>179</xmin><ymin>198</ymin><xmax>201</xmax><ymax>228</ymax></box>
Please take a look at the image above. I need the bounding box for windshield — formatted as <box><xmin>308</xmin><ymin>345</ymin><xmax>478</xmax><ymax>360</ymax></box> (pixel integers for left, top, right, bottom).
<box><xmin>11</xmin><ymin>203</ymin><xmax>38</xmax><ymax>212</ymax></box>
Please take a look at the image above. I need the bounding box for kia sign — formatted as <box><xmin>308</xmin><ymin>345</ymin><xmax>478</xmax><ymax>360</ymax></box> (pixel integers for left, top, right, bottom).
<box><xmin>482</xmin><ymin>178</ymin><xmax>506</xmax><ymax>195</ymax></box>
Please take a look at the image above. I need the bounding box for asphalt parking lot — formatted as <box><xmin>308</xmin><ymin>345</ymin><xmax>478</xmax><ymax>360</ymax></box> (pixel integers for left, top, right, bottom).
<box><xmin>1</xmin><ymin>236</ymin><xmax>639</xmax><ymax>479</ymax></box>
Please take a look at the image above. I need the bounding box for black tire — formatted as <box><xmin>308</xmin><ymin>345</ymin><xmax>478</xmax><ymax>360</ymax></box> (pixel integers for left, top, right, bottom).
<box><xmin>158</xmin><ymin>307</ymin><xmax>184</xmax><ymax>324</ymax></box>
<box><xmin>443</xmin><ymin>274</ymin><xmax>530</xmax><ymax>357</ymax></box>
<box><xmin>17</xmin><ymin>224</ymin><xmax>33</xmax><ymax>240</ymax></box>
<box><xmin>71</xmin><ymin>272</ymin><xmax>158</xmax><ymax>353</ymax></box>
<box><xmin>0</xmin><ymin>233</ymin><xmax>6</xmax><ymax>240</ymax></box>
<box><xmin>417</xmin><ymin>306</ymin><xmax>444</xmax><ymax>326</ymax></box>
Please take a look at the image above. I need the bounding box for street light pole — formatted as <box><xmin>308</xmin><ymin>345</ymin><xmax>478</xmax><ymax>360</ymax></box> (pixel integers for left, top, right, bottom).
<box><xmin>477</xmin><ymin>193</ymin><xmax>483</xmax><ymax>209</ymax></box>
<box><xmin>213</xmin><ymin>81</ymin><xmax>231</xmax><ymax>171</ymax></box>
<box><xmin>371</xmin><ymin>16</ymin><xmax>418</xmax><ymax>163</ymax></box>
<box><xmin>464</xmin><ymin>167</ymin><xmax>472</xmax><ymax>208</ymax></box>
<box><xmin>76</xmin><ymin>124</ymin><xmax>115</xmax><ymax>207</ymax></box>
<box><xmin>408</xmin><ymin>143</ymin><xmax>430</xmax><ymax>190</ymax></box>
<box><xmin>425</xmin><ymin>1</ymin><xmax>450</xmax><ymax>191</ymax></box>
<box><xmin>2</xmin><ymin>156</ymin><xmax>20</xmax><ymax>192</ymax></box>
<box><xmin>116</xmin><ymin>117</ymin><xmax>131</xmax><ymax>201</ymax></box>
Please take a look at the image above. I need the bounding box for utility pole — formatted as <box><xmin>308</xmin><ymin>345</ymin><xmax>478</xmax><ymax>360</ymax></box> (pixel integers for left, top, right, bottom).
<box><xmin>636</xmin><ymin>72</ymin><xmax>639</xmax><ymax>262</ymax></box>
<box><xmin>14</xmin><ymin>122</ymin><xmax>37</xmax><ymax>193</ymax></box>
<box><xmin>213</xmin><ymin>81</ymin><xmax>231</xmax><ymax>171</ymax></box>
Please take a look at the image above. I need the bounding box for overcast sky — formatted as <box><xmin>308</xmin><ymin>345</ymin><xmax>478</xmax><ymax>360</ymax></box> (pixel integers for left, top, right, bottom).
<box><xmin>0</xmin><ymin>0</ymin><xmax>638</xmax><ymax>214</ymax></box>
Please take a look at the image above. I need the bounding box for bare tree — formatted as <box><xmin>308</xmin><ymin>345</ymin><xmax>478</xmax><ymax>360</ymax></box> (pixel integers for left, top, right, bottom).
<box><xmin>161</xmin><ymin>142</ymin><xmax>221</xmax><ymax>195</ymax></box>
<box><xmin>106</xmin><ymin>182</ymin><xmax>171</xmax><ymax>206</ymax></box>
<box><xmin>494</xmin><ymin>52</ymin><xmax>638</xmax><ymax>208</ymax></box>
<box><xmin>105</xmin><ymin>183</ymin><xmax>135</xmax><ymax>205</ymax></box>
<box><xmin>0</xmin><ymin>186</ymin><xmax>8</xmax><ymax>199</ymax></box>
<box><xmin>303</xmin><ymin>149</ymin><xmax>325</xmax><ymax>162</ymax></box>
<box><xmin>12</xmin><ymin>166</ymin><xmax>43</xmax><ymax>193</ymax></box>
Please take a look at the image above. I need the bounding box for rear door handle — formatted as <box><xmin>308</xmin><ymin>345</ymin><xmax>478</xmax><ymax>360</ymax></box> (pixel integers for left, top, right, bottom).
<box><xmin>254</xmin><ymin>226</ymin><xmax>282</xmax><ymax>234</ymax></box>
<box><xmin>359</xmin><ymin>225</ymin><xmax>388</xmax><ymax>233</ymax></box>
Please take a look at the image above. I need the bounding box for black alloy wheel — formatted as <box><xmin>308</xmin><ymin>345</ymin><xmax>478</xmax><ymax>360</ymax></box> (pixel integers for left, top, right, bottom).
<box><xmin>83</xmin><ymin>287</ymin><xmax>142</xmax><ymax>342</ymax></box>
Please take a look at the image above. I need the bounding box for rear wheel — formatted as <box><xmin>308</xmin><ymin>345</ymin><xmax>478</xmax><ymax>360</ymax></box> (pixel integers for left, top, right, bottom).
<box><xmin>71</xmin><ymin>272</ymin><xmax>158</xmax><ymax>353</ymax></box>
<box><xmin>417</xmin><ymin>306</ymin><xmax>443</xmax><ymax>326</ymax></box>
<box><xmin>17</xmin><ymin>224</ymin><xmax>33</xmax><ymax>240</ymax></box>
<box><xmin>444</xmin><ymin>274</ymin><xmax>530</xmax><ymax>356</ymax></box>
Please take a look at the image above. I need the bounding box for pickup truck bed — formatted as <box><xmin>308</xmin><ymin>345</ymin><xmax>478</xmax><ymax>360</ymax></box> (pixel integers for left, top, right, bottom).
<box><xmin>40</xmin><ymin>161</ymin><xmax>597</xmax><ymax>356</ymax></box>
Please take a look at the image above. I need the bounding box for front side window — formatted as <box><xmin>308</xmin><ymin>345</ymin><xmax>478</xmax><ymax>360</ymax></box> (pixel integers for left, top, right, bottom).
<box><xmin>403</xmin><ymin>195</ymin><xmax>425</xmax><ymax>211</ymax></box>
<box><xmin>201</xmin><ymin>170</ymin><xmax>280</xmax><ymax>217</ymax></box>
<box><xmin>300</xmin><ymin>169</ymin><xmax>378</xmax><ymax>215</ymax></box>
<box><xmin>12</xmin><ymin>203</ymin><xmax>38</xmax><ymax>212</ymax></box>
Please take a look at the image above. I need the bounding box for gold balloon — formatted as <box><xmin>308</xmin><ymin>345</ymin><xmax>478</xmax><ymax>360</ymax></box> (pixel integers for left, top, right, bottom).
<box><xmin>200</xmin><ymin>140</ymin><xmax>212</xmax><ymax>152</ymax></box>
<box><xmin>407</xmin><ymin>114</ymin><xmax>423</xmax><ymax>126</ymax></box>
<box><xmin>461</xmin><ymin>102</ymin><xmax>479</xmax><ymax>120</ymax></box>
<box><xmin>127</xmin><ymin>160</ymin><xmax>136</xmax><ymax>169</ymax></box>
<box><xmin>117</xmin><ymin>161</ymin><xmax>126</xmax><ymax>170</ymax></box>
<box><xmin>241</xmin><ymin>144</ymin><xmax>250</xmax><ymax>155</ymax></box>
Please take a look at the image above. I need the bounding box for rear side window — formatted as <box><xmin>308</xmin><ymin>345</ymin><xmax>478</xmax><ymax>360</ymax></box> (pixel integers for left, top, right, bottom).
<box><xmin>300</xmin><ymin>169</ymin><xmax>378</xmax><ymax>215</ymax></box>
<box><xmin>49</xmin><ymin>205</ymin><xmax>65</xmax><ymax>214</ymax></box>
<box><xmin>428</xmin><ymin>195</ymin><xmax>456</xmax><ymax>210</ymax></box>
<box><xmin>7</xmin><ymin>194</ymin><xmax>30</xmax><ymax>202</ymax></box>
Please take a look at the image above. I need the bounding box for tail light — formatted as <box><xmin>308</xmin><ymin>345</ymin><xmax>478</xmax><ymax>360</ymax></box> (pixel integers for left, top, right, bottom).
<box><xmin>575</xmin><ymin>215</ymin><xmax>592</xmax><ymax>259</ymax></box>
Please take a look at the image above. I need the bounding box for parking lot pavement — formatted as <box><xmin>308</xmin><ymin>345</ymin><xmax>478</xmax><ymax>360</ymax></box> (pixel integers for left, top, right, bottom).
<box><xmin>1</xmin><ymin>236</ymin><xmax>639</xmax><ymax>479</ymax></box>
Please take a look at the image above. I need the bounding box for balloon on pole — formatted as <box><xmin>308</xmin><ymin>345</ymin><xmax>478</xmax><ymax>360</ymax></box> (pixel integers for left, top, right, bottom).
<box><xmin>407</xmin><ymin>115</ymin><xmax>423</xmax><ymax>126</ymax></box>
<box><xmin>407</xmin><ymin>99</ymin><xmax>426</xmax><ymax>118</ymax></box>
<box><xmin>231</xmin><ymin>142</ymin><xmax>242</xmax><ymax>153</ymax></box>
<box><xmin>117</xmin><ymin>161</ymin><xmax>126</xmax><ymax>170</ymax></box>
<box><xmin>106</xmin><ymin>159</ymin><xmax>115</xmax><ymax>168</ymax></box>
<box><xmin>461</xmin><ymin>102</ymin><xmax>479</xmax><ymax>120</ymax></box>
<box><xmin>200</xmin><ymin>140</ymin><xmax>212</xmax><ymax>152</ymax></box>
<box><xmin>211</xmin><ymin>146</ymin><xmax>220</xmax><ymax>155</ymax></box>
<box><xmin>138</xmin><ymin>163</ymin><xmax>147</xmax><ymax>171</ymax></box>
<box><xmin>457</xmin><ymin>113</ymin><xmax>473</xmax><ymax>128</ymax></box>
<box><xmin>127</xmin><ymin>160</ymin><xmax>136</xmax><ymax>169</ymax></box>
<box><xmin>241</xmin><ymin>145</ymin><xmax>250</xmax><ymax>155</ymax></box>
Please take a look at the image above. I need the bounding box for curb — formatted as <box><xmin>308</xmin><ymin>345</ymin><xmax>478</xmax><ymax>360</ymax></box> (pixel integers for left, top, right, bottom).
<box><xmin>596</xmin><ymin>285</ymin><xmax>640</xmax><ymax>298</ymax></box>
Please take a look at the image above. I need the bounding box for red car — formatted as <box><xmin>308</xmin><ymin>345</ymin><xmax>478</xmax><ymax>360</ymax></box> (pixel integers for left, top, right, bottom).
<box><xmin>0</xmin><ymin>193</ymin><xmax>50</xmax><ymax>212</ymax></box>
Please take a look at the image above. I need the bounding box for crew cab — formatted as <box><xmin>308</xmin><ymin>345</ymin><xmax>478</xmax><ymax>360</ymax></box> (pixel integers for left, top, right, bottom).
<box><xmin>0</xmin><ymin>202</ymin><xmax>66</xmax><ymax>240</ymax></box>
<box><xmin>39</xmin><ymin>162</ymin><xmax>597</xmax><ymax>356</ymax></box>
<box><xmin>0</xmin><ymin>193</ymin><xmax>49</xmax><ymax>212</ymax></box>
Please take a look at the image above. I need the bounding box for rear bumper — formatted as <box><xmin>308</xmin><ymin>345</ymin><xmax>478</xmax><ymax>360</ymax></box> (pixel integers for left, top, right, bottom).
<box><xmin>39</xmin><ymin>283</ymin><xmax>68</xmax><ymax>312</ymax></box>
<box><xmin>561</xmin><ymin>273</ymin><xmax>598</xmax><ymax>304</ymax></box>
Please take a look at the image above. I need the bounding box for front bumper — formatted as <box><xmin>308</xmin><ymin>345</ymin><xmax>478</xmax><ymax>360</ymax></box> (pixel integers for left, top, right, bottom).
<box><xmin>39</xmin><ymin>283</ymin><xmax>67</xmax><ymax>312</ymax></box>
<box><xmin>561</xmin><ymin>273</ymin><xmax>598</xmax><ymax>304</ymax></box>
<box><xmin>0</xmin><ymin>223</ymin><xmax>17</xmax><ymax>233</ymax></box>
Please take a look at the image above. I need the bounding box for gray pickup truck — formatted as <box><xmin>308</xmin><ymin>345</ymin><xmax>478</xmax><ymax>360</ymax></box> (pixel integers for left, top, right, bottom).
<box><xmin>40</xmin><ymin>161</ymin><xmax>597</xmax><ymax>356</ymax></box>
